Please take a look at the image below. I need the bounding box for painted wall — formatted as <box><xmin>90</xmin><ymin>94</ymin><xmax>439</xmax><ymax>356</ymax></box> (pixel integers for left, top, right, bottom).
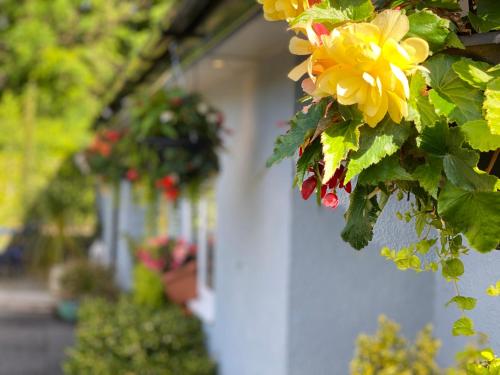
<box><xmin>184</xmin><ymin>19</ymin><xmax>297</xmax><ymax>375</ymax></box>
<box><xmin>288</xmin><ymin>194</ymin><xmax>435</xmax><ymax>374</ymax></box>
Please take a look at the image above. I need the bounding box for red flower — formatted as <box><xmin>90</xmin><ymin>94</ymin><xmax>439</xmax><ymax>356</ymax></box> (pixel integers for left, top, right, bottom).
<box><xmin>301</xmin><ymin>176</ymin><xmax>317</xmax><ymax>200</ymax></box>
<box><xmin>104</xmin><ymin>130</ymin><xmax>122</xmax><ymax>143</ymax></box>
<box><xmin>126</xmin><ymin>168</ymin><xmax>140</xmax><ymax>182</ymax></box>
<box><xmin>321</xmin><ymin>184</ymin><xmax>327</xmax><ymax>199</ymax></box>
<box><xmin>313</xmin><ymin>23</ymin><xmax>329</xmax><ymax>38</ymax></box>
<box><xmin>308</xmin><ymin>0</ymin><xmax>321</xmax><ymax>5</ymax></box>
<box><xmin>344</xmin><ymin>181</ymin><xmax>352</xmax><ymax>194</ymax></box>
<box><xmin>322</xmin><ymin>193</ymin><xmax>339</xmax><ymax>209</ymax></box>
<box><xmin>163</xmin><ymin>187</ymin><xmax>180</xmax><ymax>202</ymax></box>
<box><xmin>156</xmin><ymin>175</ymin><xmax>175</xmax><ymax>189</ymax></box>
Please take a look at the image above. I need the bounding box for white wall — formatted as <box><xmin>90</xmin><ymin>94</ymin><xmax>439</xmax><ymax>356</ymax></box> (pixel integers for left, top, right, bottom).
<box><xmin>288</xmin><ymin>195</ymin><xmax>435</xmax><ymax>374</ymax></box>
<box><xmin>184</xmin><ymin>19</ymin><xmax>296</xmax><ymax>375</ymax></box>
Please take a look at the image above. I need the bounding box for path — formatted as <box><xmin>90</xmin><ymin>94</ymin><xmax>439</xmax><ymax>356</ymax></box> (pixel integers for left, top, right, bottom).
<box><xmin>0</xmin><ymin>278</ymin><xmax>74</xmax><ymax>375</ymax></box>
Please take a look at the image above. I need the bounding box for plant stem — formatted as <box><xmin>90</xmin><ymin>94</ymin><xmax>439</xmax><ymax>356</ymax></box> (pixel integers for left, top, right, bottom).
<box><xmin>486</xmin><ymin>148</ymin><xmax>499</xmax><ymax>174</ymax></box>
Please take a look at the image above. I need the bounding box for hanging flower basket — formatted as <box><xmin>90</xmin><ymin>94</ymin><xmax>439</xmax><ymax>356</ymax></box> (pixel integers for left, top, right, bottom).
<box><xmin>259</xmin><ymin>0</ymin><xmax>500</xmax><ymax>343</ymax></box>
<box><xmin>124</xmin><ymin>88</ymin><xmax>224</xmax><ymax>200</ymax></box>
<box><xmin>163</xmin><ymin>260</ymin><xmax>197</xmax><ymax>305</ymax></box>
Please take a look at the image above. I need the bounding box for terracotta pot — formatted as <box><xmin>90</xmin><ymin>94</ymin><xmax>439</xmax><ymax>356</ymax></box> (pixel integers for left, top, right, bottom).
<box><xmin>163</xmin><ymin>261</ymin><xmax>197</xmax><ymax>305</ymax></box>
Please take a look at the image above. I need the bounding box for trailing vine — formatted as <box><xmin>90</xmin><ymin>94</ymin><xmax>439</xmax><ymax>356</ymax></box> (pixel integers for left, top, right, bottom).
<box><xmin>259</xmin><ymin>0</ymin><xmax>500</xmax><ymax>345</ymax></box>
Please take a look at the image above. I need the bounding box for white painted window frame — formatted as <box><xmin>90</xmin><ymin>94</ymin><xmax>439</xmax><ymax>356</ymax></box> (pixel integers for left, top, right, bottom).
<box><xmin>178</xmin><ymin>197</ymin><xmax>215</xmax><ymax>323</ymax></box>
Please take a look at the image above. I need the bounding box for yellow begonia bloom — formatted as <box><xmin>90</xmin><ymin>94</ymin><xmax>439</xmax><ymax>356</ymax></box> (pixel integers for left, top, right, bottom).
<box><xmin>258</xmin><ymin>0</ymin><xmax>310</xmax><ymax>22</ymax></box>
<box><xmin>290</xmin><ymin>10</ymin><xmax>429</xmax><ymax>126</ymax></box>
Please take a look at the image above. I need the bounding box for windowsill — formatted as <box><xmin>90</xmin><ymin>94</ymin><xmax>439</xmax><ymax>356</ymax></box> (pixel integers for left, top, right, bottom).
<box><xmin>188</xmin><ymin>290</ymin><xmax>215</xmax><ymax>324</ymax></box>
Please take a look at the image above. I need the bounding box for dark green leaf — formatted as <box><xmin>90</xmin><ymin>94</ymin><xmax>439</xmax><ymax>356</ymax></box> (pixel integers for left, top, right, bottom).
<box><xmin>358</xmin><ymin>155</ymin><xmax>413</xmax><ymax>185</ymax></box>
<box><xmin>329</xmin><ymin>0</ymin><xmax>374</xmax><ymax>21</ymax></box>
<box><xmin>412</xmin><ymin>156</ymin><xmax>443</xmax><ymax>198</ymax></box>
<box><xmin>267</xmin><ymin>100</ymin><xmax>328</xmax><ymax>167</ymax></box>
<box><xmin>407</xmin><ymin>10</ymin><xmax>452</xmax><ymax>51</ymax></box>
<box><xmin>341</xmin><ymin>184</ymin><xmax>380</xmax><ymax>250</ymax></box>
<box><xmin>295</xmin><ymin>139</ymin><xmax>322</xmax><ymax>186</ymax></box>
<box><xmin>418</xmin><ymin>0</ymin><xmax>460</xmax><ymax>10</ymax></box>
<box><xmin>468</xmin><ymin>0</ymin><xmax>500</xmax><ymax>33</ymax></box>
<box><xmin>426</xmin><ymin>55</ymin><xmax>484</xmax><ymax>125</ymax></box>
<box><xmin>345</xmin><ymin>118</ymin><xmax>411</xmax><ymax>182</ymax></box>
<box><xmin>443</xmin><ymin>150</ymin><xmax>497</xmax><ymax>191</ymax></box>
<box><xmin>438</xmin><ymin>183</ymin><xmax>500</xmax><ymax>252</ymax></box>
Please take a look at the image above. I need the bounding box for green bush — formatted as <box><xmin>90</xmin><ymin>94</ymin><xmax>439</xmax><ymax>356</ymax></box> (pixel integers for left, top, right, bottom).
<box><xmin>64</xmin><ymin>297</ymin><xmax>216</xmax><ymax>375</ymax></box>
<box><xmin>59</xmin><ymin>259</ymin><xmax>119</xmax><ymax>300</ymax></box>
<box><xmin>132</xmin><ymin>263</ymin><xmax>165</xmax><ymax>308</ymax></box>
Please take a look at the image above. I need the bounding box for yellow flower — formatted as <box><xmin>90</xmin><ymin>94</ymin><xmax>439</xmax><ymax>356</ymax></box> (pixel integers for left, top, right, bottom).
<box><xmin>290</xmin><ymin>10</ymin><xmax>429</xmax><ymax>126</ymax></box>
<box><xmin>258</xmin><ymin>0</ymin><xmax>311</xmax><ymax>22</ymax></box>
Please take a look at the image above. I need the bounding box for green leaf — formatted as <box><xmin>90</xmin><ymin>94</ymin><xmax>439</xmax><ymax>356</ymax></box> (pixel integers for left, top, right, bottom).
<box><xmin>468</xmin><ymin>0</ymin><xmax>500</xmax><ymax>33</ymax></box>
<box><xmin>416</xmin><ymin>238</ymin><xmax>437</xmax><ymax>254</ymax></box>
<box><xmin>446</xmin><ymin>296</ymin><xmax>477</xmax><ymax>310</ymax></box>
<box><xmin>321</xmin><ymin>109</ymin><xmax>363</xmax><ymax>183</ymax></box>
<box><xmin>408</xmin><ymin>71</ymin><xmax>440</xmax><ymax>131</ymax></box>
<box><xmin>461</xmin><ymin>120</ymin><xmax>500</xmax><ymax>152</ymax></box>
<box><xmin>345</xmin><ymin>118</ymin><xmax>410</xmax><ymax>182</ymax></box>
<box><xmin>443</xmin><ymin>149</ymin><xmax>497</xmax><ymax>191</ymax></box>
<box><xmin>358</xmin><ymin>155</ymin><xmax>413</xmax><ymax>185</ymax></box>
<box><xmin>418</xmin><ymin>0</ymin><xmax>460</xmax><ymax>10</ymax></box>
<box><xmin>412</xmin><ymin>156</ymin><xmax>443</xmax><ymax>198</ymax></box>
<box><xmin>418</xmin><ymin>122</ymin><xmax>496</xmax><ymax>191</ymax></box>
<box><xmin>442</xmin><ymin>258</ymin><xmax>464</xmax><ymax>278</ymax></box>
<box><xmin>267</xmin><ymin>100</ymin><xmax>328</xmax><ymax>167</ymax></box>
<box><xmin>341</xmin><ymin>184</ymin><xmax>380</xmax><ymax>250</ymax></box>
<box><xmin>407</xmin><ymin>10</ymin><xmax>452</xmax><ymax>51</ymax></box>
<box><xmin>438</xmin><ymin>183</ymin><xmax>500</xmax><ymax>252</ymax></box>
<box><xmin>484</xmin><ymin>77</ymin><xmax>500</xmax><ymax>135</ymax></box>
<box><xmin>291</xmin><ymin>3</ymin><xmax>347</xmax><ymax>27</ymax></box>
<box><xmin>295</xmin><ymin>139</ymin><xmax>322</xmax><ymax>186</ymax></box>
<box><xmin>452</xmin><ymin>58</ymin><xmax>493</xmax><ymax>90</ymax></box>
<box><xmin>452</xmin><ymin>317</ymin><xmax>475</xmax><ymax>336</ymax></box>
<box><xmin>291</xmin><ymin>0</ymin><xmax>373</xmax><ymax>27</ymax></box>
<box><xmin>426</xmin><ymin>55</ymin><xmax>484</xmax><ymax>125</ymax></box>
<box><xmin>329</xmin><ymin>0</ymin><xmax>374</xmax><ymax>21</ymax></box>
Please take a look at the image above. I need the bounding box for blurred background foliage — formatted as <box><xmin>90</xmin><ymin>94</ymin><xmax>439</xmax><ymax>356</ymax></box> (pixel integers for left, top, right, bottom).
<box><xmin>0</xmin><ymin>0</ymin><xmax>172</xmax><ymax>247</ymax></box>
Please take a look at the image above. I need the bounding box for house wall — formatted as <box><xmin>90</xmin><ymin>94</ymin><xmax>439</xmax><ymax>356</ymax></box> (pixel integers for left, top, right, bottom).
<box><xmin>434</xmin><ymin>251</ymin><xmax>500</xmax><ymax>365</ymax></box>
<box><xmin>210</xmin><ymin>57</ymin><xmax>296</xmax><ymax>375</ymax></box>
<box><xmin>288</xmin><ymin>194</ymin><xmax>436</xmax><ymax>374</ymax></box>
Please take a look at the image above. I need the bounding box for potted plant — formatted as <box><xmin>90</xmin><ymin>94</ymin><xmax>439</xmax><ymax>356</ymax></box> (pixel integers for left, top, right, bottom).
<box><xmin>56</xmin><ymin>259</ymin><xmax>119</xmax><ymax>322</ymax></box>
<box><xmin>133</xmin><ymin>235</ymin><xmax>198</xmax><ymax>306</ymax></box>
<box><xmin>162</xmin><ymin>238</ymin><xmax>198</xmax><ymax>305</ymax></box>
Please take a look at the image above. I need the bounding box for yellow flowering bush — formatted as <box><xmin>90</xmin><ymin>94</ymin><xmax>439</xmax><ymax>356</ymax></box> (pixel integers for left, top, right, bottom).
<box><xmin>351</xmin><ymin>316</ymin><xmax>441</xmax><ymax>375</ymax></box>
<box><xmin>291</xmin><ymin>10</ymin><xmax>429</xmax><ymax>126</ymax></box>
<box><xmin>352</xmin><ymin>317</ymin><xmax>500</xmax><ymax>375</ymax></box>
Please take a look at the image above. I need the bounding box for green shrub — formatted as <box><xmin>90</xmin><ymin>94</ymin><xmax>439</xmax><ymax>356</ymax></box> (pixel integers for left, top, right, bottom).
<box><xmin>59</xmin><ymin>259</ymin><xmax>119</xmax><ymax>300</ymax></box>
<box><xmin>132</xmin><ymin>263</ymin><xmax>165</xmax><ymax>308</ymax></box>
<box><xmin>64</xmin><ymin>297</ymin><xmax>216</xmax><ymax>375</ymax></box>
